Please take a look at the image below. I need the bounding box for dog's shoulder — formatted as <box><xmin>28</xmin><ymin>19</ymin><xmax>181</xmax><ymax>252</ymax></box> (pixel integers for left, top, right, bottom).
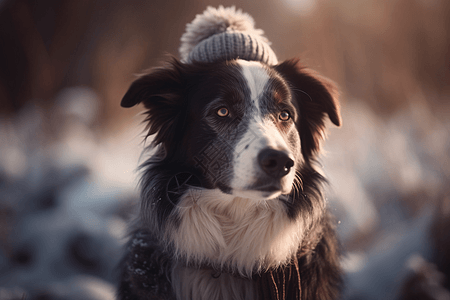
<box><xmin>117</xmin><ymin>230</ymin><xmax>175</xmax><ymax>300</ymax></box>
<box><xmin>299</xmin><ymin>212</ymin><xmax>342</xmax><ymax>300</ymax></box>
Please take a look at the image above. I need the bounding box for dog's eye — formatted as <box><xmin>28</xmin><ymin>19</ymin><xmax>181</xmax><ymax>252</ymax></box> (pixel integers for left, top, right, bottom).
<box><xmin>217</xmin><ymin>107</ymin><xmax>229</xmax><ymax>117</ymax></box>
<box><xmin>279</xmin><ymin>111</ymin><xmax>290</xmax><ymax>121</ymax></box>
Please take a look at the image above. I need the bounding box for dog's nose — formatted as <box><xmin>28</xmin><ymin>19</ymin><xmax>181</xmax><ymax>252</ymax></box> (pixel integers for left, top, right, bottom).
<box><xmin>258</xmin><ymin>148</ymin><xmax>294</xmax><ymax>178</ymax></box>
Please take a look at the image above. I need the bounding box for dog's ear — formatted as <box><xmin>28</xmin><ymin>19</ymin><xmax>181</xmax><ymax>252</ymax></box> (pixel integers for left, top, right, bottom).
<box><xmin>275</xmin><ymin>59</ymin><xmax>341</xmax><ymax>159</ymax></box>
<box><xmin>121</xmin><ymin>59</ymin><xmax>185</xmax><ymax>151</ymax></box>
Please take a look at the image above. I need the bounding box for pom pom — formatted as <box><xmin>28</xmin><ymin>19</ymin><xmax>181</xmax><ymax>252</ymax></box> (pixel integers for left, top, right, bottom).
<box><xmin>179</xmin><ymin>6</ymin><xmax>268</xmax><ymax>62</ymax></box>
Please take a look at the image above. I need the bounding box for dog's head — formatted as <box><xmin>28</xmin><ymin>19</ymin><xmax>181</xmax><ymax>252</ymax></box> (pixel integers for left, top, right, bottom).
<box><xmin>122</xmin><ymin>58</ymin><xmax>340</xmax><ymax>202</ymax></box>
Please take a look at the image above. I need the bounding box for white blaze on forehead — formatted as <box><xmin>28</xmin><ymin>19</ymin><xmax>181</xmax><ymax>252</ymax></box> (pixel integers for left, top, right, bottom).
<box><xmin>238</xmin><ymin>60</ymin><xmax>270</xmax><ymax>115</ymax></box>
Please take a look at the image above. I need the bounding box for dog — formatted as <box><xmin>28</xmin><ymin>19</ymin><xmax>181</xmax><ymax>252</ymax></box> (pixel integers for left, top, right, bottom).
<box><xmin>117</xmin><ymin>7</ymin><xmax>342</xmax><ymax>300</ymax></box>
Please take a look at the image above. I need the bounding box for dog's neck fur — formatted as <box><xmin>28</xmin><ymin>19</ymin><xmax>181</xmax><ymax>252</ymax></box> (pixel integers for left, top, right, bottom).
<box><xmin>171</xmin><ymin>263</ymin><xmax>259</xmax><ymax>300</ymax></box>
<box><xmin>166</xmin><ymin>189</ymin><xmax>313</xmax><ymax>277</ymax></box>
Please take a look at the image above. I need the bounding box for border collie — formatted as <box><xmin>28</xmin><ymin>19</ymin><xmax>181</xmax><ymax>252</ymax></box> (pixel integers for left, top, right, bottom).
<box><xmin>118</xmin><ymin>8</ymin><xmax>342</xmax><ymax>300</ymax></box>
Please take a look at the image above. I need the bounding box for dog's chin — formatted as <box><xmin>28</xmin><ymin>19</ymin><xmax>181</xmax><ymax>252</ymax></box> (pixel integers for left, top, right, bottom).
<box><xmin>231</xmin><ymin>184</ymin><xmax>292</xmax><ymax>201</ymax></box>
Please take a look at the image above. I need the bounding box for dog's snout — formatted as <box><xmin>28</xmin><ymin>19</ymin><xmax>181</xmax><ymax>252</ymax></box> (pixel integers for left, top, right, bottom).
<box><xmin>258</xmin><ymin>148</ymin><xmax>294</xmax><ymax>178</ymax></box>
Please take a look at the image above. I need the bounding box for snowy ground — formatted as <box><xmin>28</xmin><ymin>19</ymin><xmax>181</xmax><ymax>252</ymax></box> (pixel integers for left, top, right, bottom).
<box><xmin>0</xmin><ymin>87</ymin><xmax>449</xmax><ymax>299</ymax></box>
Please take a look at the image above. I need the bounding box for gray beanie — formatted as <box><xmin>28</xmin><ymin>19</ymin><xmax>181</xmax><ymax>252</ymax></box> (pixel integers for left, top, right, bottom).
<box><xmin>179</xmin><ymin>6</ymin><xmax>278</xmax><ymax>65</ymax></box>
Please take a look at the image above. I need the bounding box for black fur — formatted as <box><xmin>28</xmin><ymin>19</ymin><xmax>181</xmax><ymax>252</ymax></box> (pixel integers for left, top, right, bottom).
<box><xmin>118</xmin><ymin>58</ymin><xmax>342</xmax><ymax>300</ymax></box>
<box><xmin>118</xmin><ymin>230</ymin><xmax>175</xmax><ymax>300</ymax></box>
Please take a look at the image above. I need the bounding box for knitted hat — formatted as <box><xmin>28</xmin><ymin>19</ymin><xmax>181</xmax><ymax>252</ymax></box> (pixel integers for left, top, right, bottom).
<box><xmin>179</xmin><ymin>6</ymin><xmax>278</xmax><ymax>65</ymax></box>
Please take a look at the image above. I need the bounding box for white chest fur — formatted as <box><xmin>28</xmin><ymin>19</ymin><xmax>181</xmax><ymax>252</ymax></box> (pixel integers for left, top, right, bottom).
<box><xmin>166</xmin><ymin>189</ymin><xmax>306</xmax><ymax>277</ymax></box>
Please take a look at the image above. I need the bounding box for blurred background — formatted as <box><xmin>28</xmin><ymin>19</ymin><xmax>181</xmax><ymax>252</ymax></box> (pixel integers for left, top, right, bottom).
<box><xmin>0</xmin><ymin>0</ymin><xmax>449</xmax><ymax>299</ymax></box>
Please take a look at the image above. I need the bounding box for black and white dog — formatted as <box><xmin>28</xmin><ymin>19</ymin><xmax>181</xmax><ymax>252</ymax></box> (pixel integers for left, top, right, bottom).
<box><xmin>118</xmin><ymin>57</ymin><xmax>342</xmax><ymax>299</ymax></box>
<box><xmin>118</xmin><ymin>7</ymin><xmax>342</xmax><ymax>300</ymax></box>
